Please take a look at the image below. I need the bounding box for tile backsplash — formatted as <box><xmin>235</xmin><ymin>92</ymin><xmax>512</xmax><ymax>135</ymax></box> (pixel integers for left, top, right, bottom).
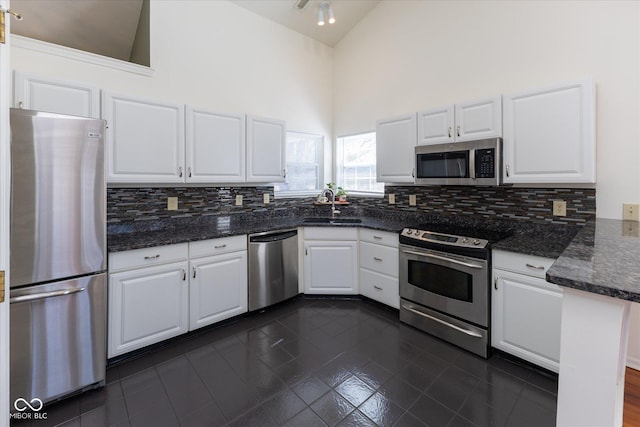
<box><xmin>107</xmin><ymin>185</ymin><xmax>595</xmax><ymax>225</ymax></box>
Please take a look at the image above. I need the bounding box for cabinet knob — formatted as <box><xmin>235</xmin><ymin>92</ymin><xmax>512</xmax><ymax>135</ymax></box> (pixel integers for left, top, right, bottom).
<box><xmin>182</xmin><ymin>269</ymin><xmax>186</xmax><ymax>281</ymax></box>
<box><xmin>411</xmin><ymin>168</ymin><xmax>415</xmax><ymax>178</ymax></box>
<box><xmin>178</xmin><ymin>166</ymin><xmax>183</xmax><ymax>177</ymax></box>
<box><xmin>506</xmin><ymin>164</ymin><xmax>510</xmax><ymax>177</ymax></box>
<box><xmin>283</xmin><ymin>169</ymin><xmax>287</xmax><ymax>178</ymax></box>
<box><xmin>448</xmin><ymin>126</ymin><xmax>452</xmax><ymax>138</ymax></box>
<box><xmin>192</xmin><ymin>267</ymin><xmax>197</xmax><ymax>278</ymax></box>
<box><xmin>494</xmin><ymin>277</ymin><xmax>498</xmax><ymax>290</ymax></box>
<box><xmin>188</xmin><ymin>167</ymin><xmax>192</xmax><ymax>178</ymax></box>
<box><xmin>457</xmin><ymin>125</ymin><xmax>461</xmax><ymax>137</ymax></box>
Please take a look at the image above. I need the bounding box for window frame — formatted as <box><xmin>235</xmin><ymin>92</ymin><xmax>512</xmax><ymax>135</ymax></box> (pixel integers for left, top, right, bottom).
<box><xmin>274</xmin><ymin>131</ymin><xmax>324</xmax><ymax>199</ymax></box>
<box><xmin>335</xmin><ymin>131</ymin><xmax>384</xmax><ymax>197</ymax></box>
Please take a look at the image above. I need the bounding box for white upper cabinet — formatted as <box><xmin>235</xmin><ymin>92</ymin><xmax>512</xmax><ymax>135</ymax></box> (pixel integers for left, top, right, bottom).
<box><xmin>417</xmin><ymin>106</ymin><xmax>454</xmax><ymax>145</ymax></box>
<box><xmin>246</xmin><ymin>115</ymin><xmax>286</xmax><ymax>183</ymax></box>
<box><xmin>455</xmin><ymin>96</ymin><xmax>502</xmax><ymax>142</ymax></box>
<box><xmin>503</xmin><ymin>79</ymin><xmax>595</xmax><ymax>184</ymax></box>
<box><xmin>376</xmin><ymin>113</ymin><xmax>417</xmax><ymax>183</ymax></box>
<box><xmin>418</xmin><ymin>96</ymin><xmax>502</xmax><ymax>145</ymax></box>
<box><xmin>186</xmin><ymin>107</ymin><xmax>245</xmax><ymax>183</ymax></box>
<box><xmin>14</xmin><ymin>72</ymin><xmax>100</xmax><ymax>118</ymax></box>
<box><xmin>103</xmin><ymin>92</ymin><xmax>185</xmax><ymax>184</ymax></box>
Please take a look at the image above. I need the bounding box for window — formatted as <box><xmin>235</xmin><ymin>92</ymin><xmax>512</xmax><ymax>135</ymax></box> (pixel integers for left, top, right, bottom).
<box><xmin>336</xmin><ymin>132</ymin><xmax>384</xmax><ymax>194</ymax></box>
<box><xmin>274</xmin><ymin>132</ymin><xmax>323</xmax><ymax>195</ymax></box>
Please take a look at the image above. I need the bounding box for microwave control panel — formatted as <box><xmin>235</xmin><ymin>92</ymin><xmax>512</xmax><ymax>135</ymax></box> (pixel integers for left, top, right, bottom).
<box><xmin>475</xmin><ymin>148</ymin><xmax>496</xmax><ymax>178</ymax></box>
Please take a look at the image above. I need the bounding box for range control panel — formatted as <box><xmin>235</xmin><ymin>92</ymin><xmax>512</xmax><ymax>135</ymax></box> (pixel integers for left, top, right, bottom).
<box><xmin>400</xmin><ymin>229</ymin><xmax>489</xmax><ymax>249</ymax></box>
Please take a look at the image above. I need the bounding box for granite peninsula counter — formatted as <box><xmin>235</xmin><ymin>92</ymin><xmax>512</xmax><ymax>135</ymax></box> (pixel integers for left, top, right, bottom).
<box><xmin>545</xmin><ymin>219</ymin><xmax>640</xmax><ymax>427</ymax></box>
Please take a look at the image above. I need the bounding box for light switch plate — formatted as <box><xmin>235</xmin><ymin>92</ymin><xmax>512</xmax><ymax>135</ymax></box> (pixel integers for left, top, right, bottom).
<box><xmin>167</xmin><ymin>197</ymin><xmax>178</xmax><ymax>211</ymax></box>
<box><xmin>553</xmin><ymin>200</ymin><xmax>566</xmax><ymax>216</ymax></box>
<box><xmin>623</xmin><ymin>203</ymin><xmax>640</xmax><ymax>221</ymax></box>
<box><xmin>235</xmin><ymin>195</ymin><xmax>243</xmax><ymax>206</ymax></box>
<box><xmin>263</xmin><ymin>193</ymin><xmax>270</xmax><ymax>204</ymax></box>
<box><xmin>409</xmin><ymin>195</ymin><xmax>417</xmax><ymax>206</ymax></box>
<box><xmin>388</xmin><ymin>194</ymin><xmax>395</xmax><ymax>204</ymax></box>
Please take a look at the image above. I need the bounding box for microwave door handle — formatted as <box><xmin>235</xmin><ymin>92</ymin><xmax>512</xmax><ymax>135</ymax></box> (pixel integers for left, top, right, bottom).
<box><xmin>469</xmin><ymin>149</ymin><xmax>476</xmax><ymax>179</ymax></box>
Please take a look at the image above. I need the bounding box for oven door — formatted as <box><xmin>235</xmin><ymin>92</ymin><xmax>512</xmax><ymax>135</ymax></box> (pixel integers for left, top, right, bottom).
<box><xmin>399</xmin><ymin>244</ymin><xmax>489</xmax><ymax>327</ymax></box>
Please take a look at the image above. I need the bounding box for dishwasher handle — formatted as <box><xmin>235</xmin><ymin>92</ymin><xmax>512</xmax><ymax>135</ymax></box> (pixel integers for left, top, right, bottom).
<box><xmin>249</xmin><ymin>229</ymin><xmax>297</xmax><ymax>243</ymax></box>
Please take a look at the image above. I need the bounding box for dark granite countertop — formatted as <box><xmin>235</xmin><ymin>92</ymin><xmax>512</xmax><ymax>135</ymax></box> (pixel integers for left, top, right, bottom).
<box><xmin>108</xmin><ymin>208</ymin><xmax>581</xmax><ymax>259</ymax></box>
<box><xmin>546</xmin><ymin>219</ymin><xmax>640</xmax><ymax>302</ymax></box>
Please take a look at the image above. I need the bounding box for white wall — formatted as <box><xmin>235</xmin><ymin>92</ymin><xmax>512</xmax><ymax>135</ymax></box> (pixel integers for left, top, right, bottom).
<box><xmin>333</xmin><ymin>0</ymin><xmax>640</xmax><ymax>220</ymax></box>
<box><xmin>11</xmin><ymin>0</ymin><xmax>334</xmax><ymax>157</ymax></box>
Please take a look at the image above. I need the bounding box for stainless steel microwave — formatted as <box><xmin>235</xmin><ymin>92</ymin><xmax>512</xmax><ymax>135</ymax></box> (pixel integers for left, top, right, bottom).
<box><xmin>415</xmin><ymin>138</ymin><xmax>503</xmax><ymax>186</ymax></box>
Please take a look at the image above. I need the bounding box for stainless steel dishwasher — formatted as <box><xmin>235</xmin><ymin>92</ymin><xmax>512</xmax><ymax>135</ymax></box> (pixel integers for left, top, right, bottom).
<box><xmin>248</xmin><ymin>229</ymin><xmax>299</xmax><ymax>311</ymax></box>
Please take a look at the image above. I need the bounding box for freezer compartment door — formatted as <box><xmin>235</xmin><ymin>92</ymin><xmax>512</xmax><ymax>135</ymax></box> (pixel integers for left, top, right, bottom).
<box><xmin>10</xmin><ymin>273</ymin><xmax>106</xmax><ymax>406</ymax></box>
<box><xmin>10</xmin><ymin>109</ymin><xmax>106</xmax><ymax>287</ymax></box>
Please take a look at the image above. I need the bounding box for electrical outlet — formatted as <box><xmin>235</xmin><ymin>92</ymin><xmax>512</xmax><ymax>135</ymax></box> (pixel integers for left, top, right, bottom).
<box><xmin>235</xmin><ymin>195</ymin><xmax>243</xmax><ymax>206</ymax></box>
<box><xmin>409</xmin><ymin>195</ymin><xmax>417</xmax><ymax>206</ymax></box>
<box><xmin>553</xmin><ymin>200</ymin><xmax>566</xmax><ymax>217</ymax></box>
<box><xmin>388</xmin><ymin>194</ymin><xmax>395</xmax><ymax>205</ymax></box>
<box><xmin>263</xmin><ymin>193</ymin><xmax>270</xmax><ymax>204</ymax></box>
<box><xmin>167</xmin><ymin>197</ymin><xmax>178</xmax><ymax>211</ymax></box>
<box><xmin>623</xmin><ymin>203</ymin><xmax>640</xmax><ymax>221</ymax></box>
<box><xmin>622</xmin><ymin>221</ymin><xmax>639</xmax><ymax>237</ymax></box>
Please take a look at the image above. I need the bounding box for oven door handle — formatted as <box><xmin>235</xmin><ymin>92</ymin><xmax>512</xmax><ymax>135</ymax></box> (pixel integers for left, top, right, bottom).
<box><xmin>402</xmin><ymin>304</ymin><xmax>483</xmax><ymax>338</ymax></box>
<box><xmin>401</xmin><ymin>250</ymin><xmax>484</xmax><ymax>269</ymax></box>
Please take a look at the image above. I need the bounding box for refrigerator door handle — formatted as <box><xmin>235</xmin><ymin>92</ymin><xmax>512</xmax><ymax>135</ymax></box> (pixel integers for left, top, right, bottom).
<box><xmin>10</xmin><ymin>287</ymin><xmax>85</xmax><ymax>304</ymax></box>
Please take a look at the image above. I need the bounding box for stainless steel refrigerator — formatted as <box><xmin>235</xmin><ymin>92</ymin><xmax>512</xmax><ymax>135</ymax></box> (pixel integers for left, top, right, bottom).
<box><xmin>9</xmin><ymin>108</ymin><xmax>107</xmax><ymax>407</ymax></box>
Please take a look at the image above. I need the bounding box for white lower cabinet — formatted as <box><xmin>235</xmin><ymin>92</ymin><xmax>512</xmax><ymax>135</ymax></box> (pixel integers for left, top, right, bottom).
<box><xmin>189</xmin><ymin>250</ymin><xmax>247</xmax><ymax>330</ymax></box>
<box><xmin>359</xmin><ymin>230</ymin><xmax>399</xmax><ymax>309</ymax></box>
<box><xmin>108</xmin><ymin>236</ymin><xmax>247</xmax><ymax>358</ymax></box>
<box><xmin>108</xmin><ymin>260</ymin><xmax>189</xmax><ymax>358</ymax></box>
<box><xmin>303</xmin><ymin>227</ymin><xmax>358</xmax><ymax>295</ymax></box>
<box><xmin>492</xmin><ymin>250</ymin><xmax>562</xmax><ymax>372</ymax></box>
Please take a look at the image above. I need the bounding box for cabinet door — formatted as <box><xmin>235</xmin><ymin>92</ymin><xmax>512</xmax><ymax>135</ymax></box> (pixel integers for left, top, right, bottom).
<box><xmin>14</xmin><ymin>72</ymin><xmax>100</xmax><ymax>118</ymax></box>
<box><xmin>246</xmin><ymin>115</ymin><xmax>286</xmax><ymax>183</ymax></box>
<box><xmin>103</xmin><ymin>92</ymin><xmax>185</xmax><ymax>183</ymax></box>
<box><xmin>108</xmin><ymin>261</ymin><xmax>189</xmax><ymax>358</ymax></box>
<box><xmin>189</xmin><ymin>251</ymin><xmax>248</xmax><ymax>331</ymax></box>
<box><xmin>375</xmin><ymin>113</ymin><xmax>417</xmax><ymax>183</ymax></box>
<box><xmin>455</xmin><ymin>96</ymin><xmax>502</xmax><ymax>142</ymax></box>
<box><xmin>304</xmin><ymin>241</ymin><xmax>358</xmax><ymax>294</ymax></box>
<box><xmin>492</xmin><ymin>269</ymin><xmax>563</xmax><ymax>372</ymax></box>
<box><xmin>503</xmin><ymin>79</ymin><xmax>595</xmax><ymax>183</ymax></box>
<box><xmin>186</xmin><ymin>107</ymin><xmax>245</xmax><ymax>183</ymax></box>
<box><xmin>417</xmin><ymin>106</ymin><xmax>454</xmax><ymax>145</ymax></box>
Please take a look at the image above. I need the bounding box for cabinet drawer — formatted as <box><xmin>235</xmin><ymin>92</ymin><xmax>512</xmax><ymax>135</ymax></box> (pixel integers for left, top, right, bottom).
<box><xmin>492</xmin><ymin>250</ymin><xmax>555</xmax><ymax>279</ymax></box>
<box><xmin>360</xmin><ymin>268</ymin><xmax>399</xmax><ymax>309</ymax></box>
<box><xmin>359</xmin><ymin>242</ymin><xmax>398</xmax><ymax>277</ymax></box>
<box><xmin>359</xmin><ymin>229</ymin><xmax>399</xmax><ymax>247</ymax></box>
<box><xmin>304</xmin><ymin>227</ymin><xmax>358</xmax><ymax>241</ymax></box>
<box><xmin>190</xmin><ymin>235</ymin><xmax>247</xmax><ymax>258</ymax></box>
<box><xmin>109</xmin><ymin>243</ymin><xmax>189</xmax><ymax>272</ymax></box>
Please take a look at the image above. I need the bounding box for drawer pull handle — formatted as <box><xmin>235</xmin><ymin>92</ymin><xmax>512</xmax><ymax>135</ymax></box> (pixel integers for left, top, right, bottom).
<box><xmin>192</xmin><ymin>267</ymin><xmax>197</xmax><ymax>279</ymax></box>
<box><xmin>373</xmin><ymin>236</ymin><xmax>383</xmax><ymax>240</ymax></box>
<box><xmin>374</xmin><ymin>285</ymin><xmax>383</xmax><ymax>291</ymax></box>
<box><xmin>525</xmin><ymin>263</ymin><xmax>545</xmax><ymax>270</ymax></box>
<box><xmin>214</xmin><ymin>244</ymin><xmax>227</xmax><ymax>249</ymax></box>
<box><xmin>373</xmin><ymin>257</ymin><xmax>383</xmax><ymax>262</ymax></box>
<box><xmin>182</xmin><ymin>269</ymin><xmax>186</xmax><ymax>281</ymax></box>
<box><xmin>144</xmin><ymin>254</ymin><xmax>160</xmax><ymax>260</ymax></box>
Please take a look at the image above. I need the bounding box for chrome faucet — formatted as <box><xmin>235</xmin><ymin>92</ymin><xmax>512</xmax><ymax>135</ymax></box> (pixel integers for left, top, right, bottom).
<box><xmin>324</xmin><ymin>188</ymin><xmax>341</xmax><ymax>218</ymax></box>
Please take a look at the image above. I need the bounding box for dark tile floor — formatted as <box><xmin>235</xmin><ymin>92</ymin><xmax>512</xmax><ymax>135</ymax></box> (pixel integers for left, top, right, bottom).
<box><xmin>11</xmin><ymin>297</ymin><xmax>558</xmax><ymax>427</ymax></box>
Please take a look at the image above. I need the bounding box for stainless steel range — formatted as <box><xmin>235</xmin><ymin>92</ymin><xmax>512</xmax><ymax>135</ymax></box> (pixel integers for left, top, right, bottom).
<box><xmin>399</xmin><ymin>225</ymin><xmax>508</xmax><ymax>358</ymax></box>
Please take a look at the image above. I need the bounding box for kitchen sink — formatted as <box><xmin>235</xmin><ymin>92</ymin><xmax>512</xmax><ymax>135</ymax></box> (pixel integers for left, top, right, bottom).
<box><xmin>302</xmin><ymin>217</ymin><xmax>362</xmax><ymax>225</ymax></box>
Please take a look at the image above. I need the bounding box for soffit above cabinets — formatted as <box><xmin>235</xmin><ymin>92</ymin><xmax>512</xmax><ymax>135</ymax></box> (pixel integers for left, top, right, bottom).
<box><xmin>10</xmin><ymin>0</ymin><xmax>144</xmax><ymax>62</ymax></box>
<box><xmin>231</xmin><ymin>0</ymin><xmax>381</xmax><ymax>47</ymax></box>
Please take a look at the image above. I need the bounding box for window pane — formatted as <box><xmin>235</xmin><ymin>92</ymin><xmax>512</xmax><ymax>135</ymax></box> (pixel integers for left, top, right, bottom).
<box><xmin>274</xmin><ymin>132</ymin><xmax>323</xmax><ymax>194</ymax></box>
<box><xmin>336</xmin><ymin>132</ymin><xmax>384</xmax><ymax>193</ymax></box>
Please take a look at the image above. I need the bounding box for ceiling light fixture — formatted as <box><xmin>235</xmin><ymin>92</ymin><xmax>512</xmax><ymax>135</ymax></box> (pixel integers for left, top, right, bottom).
<box><xmin>317</xmin><ymin>2</ymin><xmax>335</xmax><ymax>27</ymax></box>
